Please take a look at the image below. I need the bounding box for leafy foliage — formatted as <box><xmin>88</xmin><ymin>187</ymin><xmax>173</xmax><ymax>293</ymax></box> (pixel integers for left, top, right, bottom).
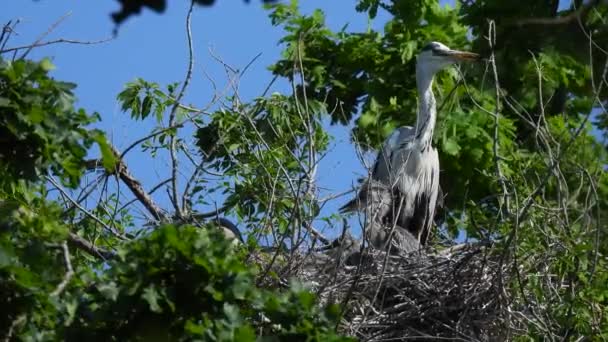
<box><xmin>194</xmin><ymin>93</ymin><xmax>330</xmax><ymax>239</ymax></box>
<box><xmin>3</xmin><ymin>0</ymin><xmax>608</xmax><ymax>340</ymax></box>
<box><xmin>66</xmin><ymin>225</ymin><xmax>349</xmax><ymax>341</ymax></box>
<box><xmin>111</xmin><ymin>0</ymin><xmax>280</xmax><ymax>25</ymax></box>
<box><xmin>0</xmin><ymin>50</ymin><xmax>348</xmax><ymax>340</ymax></box>
<box><xmin>0</xmin><ymin>58</ymin><xmax>113</xmax><ymax>189</ymax></box>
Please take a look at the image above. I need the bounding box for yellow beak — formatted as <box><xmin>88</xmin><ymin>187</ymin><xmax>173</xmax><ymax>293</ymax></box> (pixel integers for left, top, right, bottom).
<box><xmin>444</xmin><ymin>50</ymin><xmax>480</xmax><ymax>62</ymax></box>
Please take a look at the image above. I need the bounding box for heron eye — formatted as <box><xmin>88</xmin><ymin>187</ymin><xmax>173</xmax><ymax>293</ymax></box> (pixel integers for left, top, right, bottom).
<box><xmin>432</xmin><ymin>49</ymin><xmax>448</xmax><ymax>57</ymax></box>
<box><xmin>421</xmin><ymin>43</ymin><xmax>436</xmax><ymax>52</ymax></box>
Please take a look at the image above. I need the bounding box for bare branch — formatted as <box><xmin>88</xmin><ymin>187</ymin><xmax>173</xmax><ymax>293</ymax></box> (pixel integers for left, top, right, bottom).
<box><xmin>2</xmin><ymin>37</ymin><xmax>114</xmax><ymax>55</ymax></box>
<box><xmin>508</xmin><ymin>0</ymin><xmax>600</xmax><ymax>27</ymax></box>
<box><xmin>19</xmin><ymin>11</ymin><xmax>72</xmax><ymax>59</ymax></box>
<box><xmin>120</xmin><ymin>123</ymin><xmax>184</xmax><ymax>160</ymax></box>
<box><xmin>487</xmin><ymin>20</ymin><xmax>511</xmax><ymax>217</ymax></box>
<box><xmin>2</xmin><ymin>314</ymin><xmax>26</xmax><ymax>342</ymax></box>
<box><xmin>46</xmin><ymin>175</ymin><xmax>128</xmax><ymax>240</ymax></box>
<box><xmin>166</xmin><ymin>0</ymin><xmax>196</xmax><ymax>218</ymax></box>
<box><xmin>51</xmin><ymin>242</ymin><xmax>74</xmax><ymax>297</ymax></box>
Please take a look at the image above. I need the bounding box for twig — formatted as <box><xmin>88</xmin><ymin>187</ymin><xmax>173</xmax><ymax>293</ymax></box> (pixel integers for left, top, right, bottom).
<box><xmin>0</xmin><ymin>20</ymin><xmax>15</xmax><ymax>51</ymax></box>
<box><xmin>190</xmin><ymin>205</ymin><xmax>230</xmax><ymax>220</ymax></box>
<box><xmin>3</xmin><ymin>314</ymin><xmax>26</xmax><ymax>342</ymax></box>
<box><xmin>120</xmin><ymin>123</ymin><xmax>184</xmax><ymax>159</ymax></box>
<box><xmin>302</xmin><ymin>221</ymin><xmax>330</xmax><ymax>245</ymax></box>
<box><xmin>51</xmin><ymin>242</ymin><xmax>74</xmax><ymax>296</ymax></box>
<box><xmin>19</xmin><ymin>11</ymin><xmax>72</xmax><ymax>59</ymax></box>
<box><xmin>46</xmin><ymin>175</ymin><xmax>128</xmax><ymax>240</ymax></box>
<box><xmin>517</xmin><ymin>53</ymin><xmax>608</xmax><ymax>222</ymax></box>
<box><xmin>507</xmin><ymin>0</ymin><xmax>599</xmax><ymax>27</ymax></box>
<box><xmin>166</xmin><ymin>0</ymin><xmax>196</xmax><ymax>219</ymax></box>
<box><xmin>1</xmin><ymin>37</ymin><xmax>114</xmax><ymax>55</ymax></box>
<box><xmin>487</xmin><ymin>20</ymin><xmax>510</xmax><ymax>217</ymax></box>
<box><xmin>60</xmin><ymin>173</ymin><xmax>106</xmax><ymax>218</ymax></box>
<box><xmin>116</xmin><ymin>178</ymin><xmax>171</xmax><ymax>215</ymax></box>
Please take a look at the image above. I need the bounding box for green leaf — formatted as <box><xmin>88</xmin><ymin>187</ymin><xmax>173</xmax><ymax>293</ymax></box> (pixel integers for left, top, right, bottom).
<box><xmin>39</xmin><ymin>58</ymin><xmax>55</xmax><ymax>71</ymax></box>
<box><xmin>0</xmin><ymin>97</ymin><xmax>11</xmax><ymax>107</ymax></box>
<box><xmin>142</xmin><ymin>286</ymin><xmax>163</xmax><ymax>313</ymax></box>
<box><xmin>234</xmin><ymin>325</ymin><xmax>256</xmax><ymax>341</ymax></box>
<box><xmin>443</xmin><ymin>138</ymin><xmax>460</xmax><ymax>156</ymax></box>
<box><xmin>98</xmin><ymin>282</ymin><xmax>119</xmax><ymax>301</ymax></box>
<box><xmin>141</xmin><ymin>95</ymin><xmax>153</xmax><ymax>119</ymax></box>
<box><xmin>93</xmin><ymin>132</ymin><xmax>117</xmax><ymax>171</ymax></box>
<box><xmin>359</xmin><ymin>112</ymin><xmax>376</xmax><ymax>127</ymax></box>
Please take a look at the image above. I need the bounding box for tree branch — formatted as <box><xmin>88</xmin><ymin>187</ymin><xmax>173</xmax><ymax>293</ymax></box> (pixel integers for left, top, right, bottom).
<box><xmin>487</xmin><ymin>20</ymin><xmax>511</xmax><ymax>217</ymax></box>
<box><xmin>509</xmin><ymin>0</ymin><xmax>599</xmax><ymax>27</ymax></box>
<box><xmin>68</xmin><ymin>232</ymin><xmax>116</xmax><ymax>260</ymax></box>
<box><xmin>167</xmin><ymin>0</ymin><xmax>196</xmax><ymax>219</ymax></box>
<box><xmin>51</xmin><ymin>242</ymin><xmax>74</xmax><ymax>297</ymax></box>
<box><xmin>1</xmin><ymin>37</ymin><xmax>114</xmax><ymax>55</ymax></box>
<box><xmin>109</xmin><ymin>145</ymin><xmax>167</xmax><ymax>222</ymax></box>
<box><xmin>46</xmin><ymin>176</ymin><xmax>128</xmax><ymax>240</ymax></box>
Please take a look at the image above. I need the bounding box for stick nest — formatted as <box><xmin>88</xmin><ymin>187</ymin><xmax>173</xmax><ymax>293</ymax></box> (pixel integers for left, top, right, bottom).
<box><xmin>292</xmin><ymin>242</ymin><xmax>512</xmax><ymax>341</ymax></box>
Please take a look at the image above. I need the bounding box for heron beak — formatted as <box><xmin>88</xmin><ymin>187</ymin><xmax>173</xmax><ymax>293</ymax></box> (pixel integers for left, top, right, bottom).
<box><xmin>442</xmin><ymin>49</ymin><xmax>480</xmax><ymax>62</ymax></box>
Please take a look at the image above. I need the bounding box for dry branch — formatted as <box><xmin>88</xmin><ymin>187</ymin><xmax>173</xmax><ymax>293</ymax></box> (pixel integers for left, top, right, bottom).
<box><xmin>51</xmin><ymin>242</ymin><xmax>74</xmax><ymax>297</ymax></box>
<box><xmin>283</xmin><ymin>242</ymin><xmax>513</xmax><ymax>341</ymax></box>
<box><xmin>68</xmin><ymin>232</ymin><xmax>116</xmax><ymax>260</ymax></box>
<box><xmin>109</xmin><ymin>145</ymin><xmax>167</xmax><ymax>222</ymax></box>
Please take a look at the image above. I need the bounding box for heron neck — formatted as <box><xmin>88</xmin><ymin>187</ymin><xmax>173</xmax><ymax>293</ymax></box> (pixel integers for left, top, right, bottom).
<box><xmin>415</xmin><ymin>68</ymin><xmax>436</xmax><ymax>146</ymax></box>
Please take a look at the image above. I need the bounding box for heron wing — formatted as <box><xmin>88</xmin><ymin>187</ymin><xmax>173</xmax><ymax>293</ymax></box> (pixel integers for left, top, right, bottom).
<box><xmin>372</xmin><ymin>126</ymin><xmax>415</xmax><ymax>184</ymax></box>
<box><xmin>389</xmin><ymin>145</ymin><xmax>440</xmax><ymax>245</ymax></box>
<box><xmin>341</xmin><ymin>127</ymin><xmax>413</xmax><ymax>216</ymax></box>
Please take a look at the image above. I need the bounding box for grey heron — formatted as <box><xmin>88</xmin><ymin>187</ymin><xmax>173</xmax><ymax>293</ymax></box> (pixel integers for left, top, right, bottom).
<box><xmin>340</xmin><ymin>178</ymin><xmax>420</xmax><ymax>254</ymax></box>
<box><xmin>344</xmin><ymin>41</ymin><xmax>479</xmax><ymax>247</ymax></box>
<box><xmin>339</xmin><ymin>178</ymin><xmax>392</xmax><ymax>221</ymax></box>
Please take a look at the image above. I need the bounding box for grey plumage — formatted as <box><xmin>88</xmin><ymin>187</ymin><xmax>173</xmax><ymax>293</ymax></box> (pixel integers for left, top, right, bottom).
<box><xmin>340</xmin><ymin>178</ymin><xmax>421</xmax><ymax>253</ymax></box>
<box><xmin>365</xmin><ymin>220</ymin><xmax>420</xmax><ymax>254</ymax></box>
<box><xmin>339</xmin><ymin>179</ymin><xmax>392</xmax><ymax>222</ymax></box>
<box><xmin>372</xmin><ymin>127</ymin><xmax>415</xmax><ymax>184</ymax></box>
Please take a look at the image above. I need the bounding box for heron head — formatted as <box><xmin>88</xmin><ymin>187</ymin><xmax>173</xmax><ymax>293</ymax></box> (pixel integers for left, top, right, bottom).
<box><xmin>416</xmin><ymin>41</ymin><xmax>479</xmax><ymax>75</ymax></box>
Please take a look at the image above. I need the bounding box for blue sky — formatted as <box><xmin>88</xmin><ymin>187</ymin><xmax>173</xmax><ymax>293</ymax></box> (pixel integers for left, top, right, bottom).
<box><xmin>3</xmin><ymin>1</ymin><xmax>400</xmax><ymax>239</ymax></box>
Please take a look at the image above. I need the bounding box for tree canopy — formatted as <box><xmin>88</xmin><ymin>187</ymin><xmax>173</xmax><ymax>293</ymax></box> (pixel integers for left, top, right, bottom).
<box><xmin>2</xmin><ymin>0</ymin><xmax>607</xmax><ymax>340</ymax></box>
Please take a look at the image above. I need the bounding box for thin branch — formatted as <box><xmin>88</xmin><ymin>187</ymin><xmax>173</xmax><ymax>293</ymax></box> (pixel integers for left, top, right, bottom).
<box><xmin>190</xmin><ymin>204</ymin><xmax>230</xmax><ymax>220</ymax></box>
<box><xmin>51</xmin><ymin>242</ymin><xmax>74</xmax><ymax>297</ymax></box>
<box><xmin>166</xmin><ymin>0</ymin><xmax>196</xmax><ymax>218</ymax></box>
<box><xmin>120</xmin><ymin>123</ymin><xmax>184</xmax><ymax>160</ymax></box>
<box><xmin>60</xmin><ymin>173</ymin><xmax>106</xmax><ymax>218</ymax></box>
<box><xmin>508</xmin><ymin>0</ymin><xmax>599</xmax><ymax>27</ymax></box>
<box><xmin>487</xmin><ymin>20</ymin><xmax>511</xmax><ymax>217</ymax></box>
<box><xmin>2</xmin><ymin>314</ymin><xmax>25</xmax><ymax>342</ymax></box>
<box><xmin>302</xmin><ymin>221</ymin><xmax>330</xmax><ymax>246</ymax></box>
<box><xmin>20</xmin><ymin>11</ymin><xmax>72</xmax><ymax>59</ymax></box>
<box><xmin>1</xmin><ymin>37</ymin><xmax>114</xmax><ymax>55</ymax></box>
<box><xmin>0</xmin><ymin>20</ymin><xmax>15</xmax><ymax>50</ymax></box>
<box><xmin>46</xmin><ymin>175</ymin><xmax>128</xmax><ymax>240</ymax></box>
<box><xmin>517</xmin><ymin>53</ymin><xmax>608</xmax><ymax>221</ymax></box>
<box><xmin>117</xmin><ymin>178</ymin><xmax>172</xmax><ymax>214</ymax></box>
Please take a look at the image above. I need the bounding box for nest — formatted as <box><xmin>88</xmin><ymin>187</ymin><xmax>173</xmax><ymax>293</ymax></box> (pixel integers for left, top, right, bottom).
<box><xmin>294</xmin><ymin>242</ymin><xmax>512</xmax><ymax>341</ymax></box>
